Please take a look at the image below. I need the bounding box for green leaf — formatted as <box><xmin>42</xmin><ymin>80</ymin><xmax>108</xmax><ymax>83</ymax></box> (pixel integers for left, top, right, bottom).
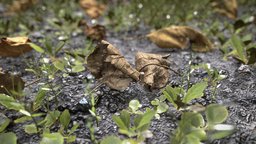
<box><xmin>136</xmin><ymin>110</ymin><xmax>155</xmax><ymax>129</ymax></box>
<box><xmin>100</xmin><ymin>135</ymin><xmax>122</xmax><ymax>144</ymax></box>
<box><xmin>0</xmin><ymin>132</ymin><xmax>17</xmax><ymax>144</ymax></box>
<box><xmin>55</xmin><ymin>41</ymin><xmax>66</xmax><ymax>55</ymax></box>
<box><xmin>0</xmin><ymin>94</ymin><xmax>24</xmax><ymax>111</ymax></box>
<box><xmin>129</xmin><ymin>100</ymin><xmax>142</xmax><ymax>112</ymax></box>
<box><xmin>14</xmin><ymin>113</ymin><xmax>44</xmax><ymax>123</ymax></box>
<box><xmin>40</xmin><ymin>133</ymin><xmax>64</xmax><ymax>144</ymax></box>
<box><xmin>69</xmin><ymin>123</ymin><xmax>79</xmax><ymax>135</ymax></box>
<box><xmin>44</xmin><ymin>111</ymin><xmax>60</xmax><ymax>127</ymax></box>
<box><xmin>66</xmin><ymin>135</ymin><xmax>76</xmax><ymax>143</ymax></box>
<box><xmin>156</xmin><ymin>102</ymin><xmax>169</xmax><ymax>114</ymax></box>
<box><xmin>112</xmin><ymin>113</ymin><xmax>128</xmax><ymax>131</ymax></box>
<box><xmin>28</xmin><ymin>43</ymin><xmax>45</xmax><ymax>53</ymax></box>
<box><xmin>206</xmin><ymin>104</ymin><xmax>228</xmax><ymax>124</ymax></box>
<box><xmin>60</xmin><ymin>109</ymin><xmax>70</xmax><ymax>129</ymax></box>
<box><xmin>53</xmin><ymin>60</ymin><xmax>65</xmax><ymax>71</ymax></box>
<box><xmin>33</xmin><ymin>89</ymin><xmax>47</xmax><ymax>111</ymax></box>
<box><xmin>71</xmin><ymin>65</ymin><xmax>85</xmax><ymax>73</ymax></box>
<box><xmin>209</xmin><ymin>124</ymin><xmax>235</xmax><ymax>140</ymax></box>
<box><xmin>24</xmin><ymin>124</ymin><xmax>38</xmax><ymax>134</ymax></box>
<box><xmin>0</xmin><ymin>113</ymin><xmax>10</xmax><ymax>133</ymax></box>
<box><xmin>150</xmin><ymin>99</ymin><xmax>159</xmax><ymax>106</ymax></box>
<box><xmin>231</xmin><ymin>35</ymin><xmax>248</xmax><ymax>64</ymax></box>
<box><xmin>163</xmin><ymin>86</ymin><xmax>183</xmax><ymax>108</ymax></box>
<box><xmin>183</xmin><ymin>82</ymin><xmax>208</xmax><ymax>103</ymax></box>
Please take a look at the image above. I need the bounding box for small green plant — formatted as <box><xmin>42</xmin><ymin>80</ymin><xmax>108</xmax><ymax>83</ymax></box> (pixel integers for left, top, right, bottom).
<box><xmin>163</xmin><ymin>81</ymin><xmax>208</xmax><ymax>110</ymax></box>
<box><xmin>226</xmin><ymin>35</ymin><xmax>256</xmax><ymax>64</ymax></box>
<box><xmin>171</xmin><ymin>104</ymin><xmax>234</xmax><ymax>144</ymax></box>
<box><xmin>150</xmin><ymin>95</ymin><xmax>169</xmax><ymax>119</ymax></box>
<box><xmin>101</xmin><ymin>100</ymin><xmax>155</xmax><ymax>143</ymax></box>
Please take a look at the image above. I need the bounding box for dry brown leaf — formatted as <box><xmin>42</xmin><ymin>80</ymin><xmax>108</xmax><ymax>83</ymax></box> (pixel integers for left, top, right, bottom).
<box><xmin>0</xmin><ymin>37</ymin><xmax>33</xmax><ymax>57</ymax></box>
<box><xmin>135</xmin><ymin>52</ymin><xmax>170</xmax><ymax>89</ymax></box>
<box><xmin>0</xmin><ymin>71</ymin><xmax>25</xmax><ymax>95</ymax></box>
<box><xmin>211</xmin><ymin>0</ymin><xmax>237</xmax><ymax>19</ymax></box>
<box><xmin>87</xmin><ymin>40</ymin><xmax>140</xmax><ymax>90</ymax></box>
<box><xmin>85</xmin><ymin>24</ymin><xmax>106</xmax><ymax>41</ymax></box>
<box><xmin>7</xmin><ymin>0</ymin><xmax>38</xmax><ymax>15</ymax></box>
<box><xmin>79</xmin><ymin>0</ymin><xmax>106</xmax><ymax>19</ymax></box>
<box><xmin>147</xmin><ymin>26</ymin><xmax>213</xmax><ymax>52</ymax></box>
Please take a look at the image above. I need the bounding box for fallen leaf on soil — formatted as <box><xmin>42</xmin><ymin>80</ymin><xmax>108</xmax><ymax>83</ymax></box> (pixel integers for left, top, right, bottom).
<box><xmin>211</xmin><ymin>0</ymin><xmax>237</xmax><ymax>19</ymax></box>
<box><xmin>135</xmin><ymin>52</ymin><xmax>170</xmax><ymax>89</ymax></box>
<box><xmin>147</xmin><ymin>26</ymin><xmax>213</xmax><ymax>52</ymax></box>
<box><xmin>79</xmin><ymin>0</ymin><xmax>106</xmax><ymax>19</ymax></box>
<box><xmin>7</xmin><ymin>0</ymin><xmax>38</xmax><ymax>15</ymax></box>
<box><xmin>84</xmin><ymin>23</ymin><xmax>106</xmax><ymax>41</ymax></box>
<box><xmin>87</xmin><ymin>40</ymin><xmax>140</xmax><ymax>90</ymax></box>
<box><xmin>0</xmin><ymin>37</ymin><xmax>32</xmax><ymax>57</ymax></box>
<box><xmin>0</xmin><ymin>71</ymin><xmax>25</xmax><ymax>95</ymax></box>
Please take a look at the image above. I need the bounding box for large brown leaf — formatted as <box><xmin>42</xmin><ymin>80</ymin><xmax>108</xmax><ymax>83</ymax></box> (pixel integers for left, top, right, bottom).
<box><xmin>0</xmin><ymin>37</ymin><xmax>32</xmax><ymax>57</ymax></box>
<box><xmin>79</xmin><ymin>0</ymin><xmax>106</xmax><ymax>19</ymax></box>
<box><xmin>135</xmin><ymin>52</ymin><xmax>170</xmax><ymax>89</ymax></box>
<box><xmin>0</xmin><ymin>71</ymin><xmax>25</xmax><ymax>95</ymax></box>
<box><xmin>87</xmin><ymin>40</ymin><xmax>140</xmax><ymax>90</ymax></box>
<box><xmin>211</xmin><ymin>0</ymin><xmax>237</xmax><ymax>19</ymax></box>
<box><xmin>147</xmin><ymin>26</ymin><xmax>213</xmax><ymax>52</ymax></box>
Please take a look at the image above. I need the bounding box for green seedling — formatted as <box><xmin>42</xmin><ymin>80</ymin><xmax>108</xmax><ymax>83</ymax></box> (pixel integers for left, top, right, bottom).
<box><xmin>163</xmin><ymin>81</ymin><xmax>208</xmax><ymax>110</ymax></box>
<box><xmin>172</xmin><ymin>104</ymin><xmax>234</xmax><ymax>144</ymax></box>
<box><xmin>111</xmin><ymin>100</ymin><xmax>155</xmax><ymax>143</ymax></box>
<box><xmin>151</xmin><ymin>95</ymin><xmax>169</xmax><ymax>119</ymax></box>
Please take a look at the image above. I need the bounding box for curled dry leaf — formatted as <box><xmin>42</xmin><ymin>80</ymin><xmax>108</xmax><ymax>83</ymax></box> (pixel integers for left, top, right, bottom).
<box><xmin>211</xmin><ymin>0</ymin><xmax>237</xmax><ymax>19</ymax></box>
<box><xmin>135</xmin><ymin>52</ymin><xmax>170</xmax><ymax>89</ymax></box>
<box><xmin>0</xmin><ymin>37</ymin><xmax>32</xmax><ymax>57</ymax></box>
<box><xmin>87</xmin><ymin>40</ymin><xmax>140</xmax><ymax>90</ymax></box>
<box><xmin>147</xmin><ymin>26</ymin><xmax>213</xmax><ymax>52</ymax></box>
<box><xmin>85</xmin><ymin>23</ymin><xmax>106</xmax><ymax>41</ymax></box>
<box><xmin>0</xmin><ymin>70</ymin><xmax>25</xmax><ymax>95</ymax></box>
<box><xmin>79</xmin><ymin>0</ymin><xmax>106</xmax><ymax>19</ymax></box>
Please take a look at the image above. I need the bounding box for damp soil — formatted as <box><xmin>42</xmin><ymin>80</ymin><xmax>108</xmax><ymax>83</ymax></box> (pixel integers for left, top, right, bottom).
<box><xmin>1</xmin><ymin>8</ymin><xmax>256</xmax><ymax>144</ymax></box>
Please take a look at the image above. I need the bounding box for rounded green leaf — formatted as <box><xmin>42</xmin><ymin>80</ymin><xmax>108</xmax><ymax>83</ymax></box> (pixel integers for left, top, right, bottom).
<box><xmin>40</xmin><ymin>133</ymin><xmax>64</xmax><ymax>144</ymax></box>
<box><xmin>24</xmin><ymin>124</ymin><xmax>38</xmax><ymax>134</ymax></box>
<box><xmin>60</xmin><ymin>109</ymin><xmax>70</xmax><ymax>129</ymax></box>
<box><xmin>129</xmin><ymin>100</ymin><xmax>142</xmax><ymax>112</ymax></box>
<box><xmin>156</xmin><ymin>102</ymin><xmax>169</xmax><ymax>114</ymax></box>
<box><xmin>206</xmin><ymin>104</ymin><xmax>228</xmax><ymax>124</ymax></box>
<box><xmin>0</xmin><ymin>132</ymin><xmax>17</xmax><ymax>144</ymax></box>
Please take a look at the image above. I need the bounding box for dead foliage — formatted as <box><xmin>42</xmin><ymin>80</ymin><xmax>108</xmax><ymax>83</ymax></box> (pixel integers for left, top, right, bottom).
<box><xmin>211</xmin><ymin>0</ymin><xmax>237</xmax><ymax>19</ymax></box>
<box><xmin>79</xmin><ymin>0</ymin><xmax>106</xmax><ymax>19</ymax></box>
<box><xmin>0</xmin><ymin>37</ymin><xmax>33</xmax><ymax>57</ymax></box>
<box><xmin>147</xmin><ymin>26</ymin><xmax>213</xmax><ymax>52</ymax></box>
<box><xmin>135</xmin><ymin>52</ymin><xmax>170</xmax><ymax>89</ymax></box>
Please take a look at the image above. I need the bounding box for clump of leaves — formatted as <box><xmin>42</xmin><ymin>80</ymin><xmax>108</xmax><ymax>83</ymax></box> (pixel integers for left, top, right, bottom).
<box><xmin>164</xmin><ymin>81</ymin><xmax>208</xmax><ymax>110</ymax></box>
<box><xmin>226</xmin><ymin>34</ymin><xmax>256</xmax><ymax>64</ymax></box>
<box><xmin>151</xmin><ymin>95</ymin><xmax>169</xmax><ymax>119</ymax></box>
<box><xmin>87</xmin><ymin>40</ymin><xmax>140</xmax><ymax>90</ymax></box>
<box><xmin>101</xmin><ymin>100</ymin><xmax>155</xmax><ymax>143</ymax></box>
<box><xmin>171</xmin><ymin>104</ymin><xmax>234</xmax><ymax>144</ymax></box>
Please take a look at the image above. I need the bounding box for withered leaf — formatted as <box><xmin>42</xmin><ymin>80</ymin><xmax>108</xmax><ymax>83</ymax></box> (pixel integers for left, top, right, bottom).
<box><xmin>135</xmin><ymin>52</ymin><xmax>170</xmax><ymax>89</ymax></box>
<box><xmin>211</xmin><ymin>0</ymin><xmax>237</xmax><ymax>20</ymax></box>
<box><xmin>0</xmin><ymin>71</ymin><xmax>25</xmax><ymax>95</ymax></box>
<box><xmin>147</xmin><ymin>26</ymin><xmax>213</xmax><ymax>52</ymax></box>
<box><xmin>79</xmin><ymin>0</ymin><xmax>106</xmax><ymax>19</ymax></box>
<box><xmin>0</xmin><ymin>37</ymin><xmax>33</xmax><ymax>57</ymax></box>
<box><xmin>87</xmin><ymin>40</ymin><xmax>140</xmax><ymax>90</ymax></box>
<box><xmin>85</xmin><ymin>23</ymin><xmax>106</xmax><ymax>41</ymax></box>
<box><xmin>7</xmin><ymin>0</ymin><xmax>38</xmax><ymax>15</ymax></box>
